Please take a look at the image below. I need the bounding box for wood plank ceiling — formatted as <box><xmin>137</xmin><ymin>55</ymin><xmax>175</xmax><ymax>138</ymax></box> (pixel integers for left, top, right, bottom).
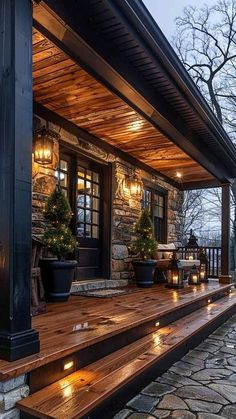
<box><xmin>33</xmin><ymin>29</ymin><xmax>214</xmax><ymax>183</ymax></box>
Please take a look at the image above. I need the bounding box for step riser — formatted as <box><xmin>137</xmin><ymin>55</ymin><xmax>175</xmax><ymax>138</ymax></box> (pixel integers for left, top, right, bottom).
<box><xmin>84</xmin><ymin>302</ymin><xmax>236</xmax><ymax>419</ymax></box>
<box><xmin>29</xmin><ymin>287</ymin><xmax>229</xmax><ymax>393</ymax></box>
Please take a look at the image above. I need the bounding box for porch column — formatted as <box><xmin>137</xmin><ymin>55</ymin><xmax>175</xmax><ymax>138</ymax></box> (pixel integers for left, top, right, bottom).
<box><xmin>0</xmin><ymin>0</ymin><xmax>40</xmax><ymax>360</ymax></box>
<box><xmin>219</xmin><ymin>184</ymin><xmax>232</xmax><ymax>284</ymax></box>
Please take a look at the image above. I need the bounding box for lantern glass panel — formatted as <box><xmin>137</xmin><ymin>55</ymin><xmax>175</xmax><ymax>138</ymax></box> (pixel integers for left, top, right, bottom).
<box><xmin>34</xmin><ymin>130</ymin><xmax>54</xmax><ymax>165</ymax></box>
<box><xmin>189</xmin><ymin>265</ymin><xmax>200</xmax><ymax>285</ymax></box>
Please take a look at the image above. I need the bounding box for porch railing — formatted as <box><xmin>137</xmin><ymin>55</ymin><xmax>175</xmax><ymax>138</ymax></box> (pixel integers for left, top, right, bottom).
<box><xmin>177</xmin><ymin>246</ymin><xmax>222</xmax><ymax>279</ymax></box>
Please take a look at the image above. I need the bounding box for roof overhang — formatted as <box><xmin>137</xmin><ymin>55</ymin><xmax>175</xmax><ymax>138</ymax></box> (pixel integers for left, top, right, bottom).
<box><xmin>32</xmin><ymin>0</ymin><xmax>236</xmax><ymax>188</ymax></box>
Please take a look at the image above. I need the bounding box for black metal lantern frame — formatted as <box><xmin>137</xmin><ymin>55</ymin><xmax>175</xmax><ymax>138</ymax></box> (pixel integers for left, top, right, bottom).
<box><xmin>188</xmin><ymin>264</ymin><xmax>201</xmax><ymax>285</ymax></box>
<box><xmin>33</xmin><ymin>127</ymin><xmax>56</xmax><ymax>165</ymax></box>
<box><xmin>166</xmin><ymin>254</ymin><xmax>184</xmax><ymax>289</ymax></box>
<box><xmin>199</xmin><ymin>249</ymin><xmax>209</xmax><ymax>283</ymax></box>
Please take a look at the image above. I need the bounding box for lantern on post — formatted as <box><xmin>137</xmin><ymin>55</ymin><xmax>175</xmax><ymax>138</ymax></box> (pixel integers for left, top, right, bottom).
<box><xmin>198</xmin><ymin>248</ymin><xmax>208</xmax><ymax>283</ymax></box>
<box><xmin>166</xmin><ymin>253</ymin><xmax>184</xmax><ymax>289</ymax></box>
<box><xmin>186</xmin><ymin>229</ymin><xmax>199</xmax><ymax>260</ymax></box>
<box><xmin>33</xmin><ymin>127</ymin><xmax>54</xmax><ymax>165</ymax></box>
<box><xmin>188</xmin><ymin>264</ymin><xmax>200</xmax><ymax>285</ymax></box>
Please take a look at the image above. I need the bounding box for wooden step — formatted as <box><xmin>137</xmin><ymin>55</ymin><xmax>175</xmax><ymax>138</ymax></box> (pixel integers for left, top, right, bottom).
<box><xmin>17</xmin><ymin>291</ymin><xmax>236</xmax><ymax>419</ymax></box>
<box><xmin>27</xmin><ymin>283</ymin><xmax>231</xmax><ymax>392</ymax></box>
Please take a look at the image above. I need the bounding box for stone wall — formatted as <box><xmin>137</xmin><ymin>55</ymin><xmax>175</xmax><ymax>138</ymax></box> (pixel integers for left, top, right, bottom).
<box><xmin>0</xmin><ymin>375</ymin><xmax>28</xmax><ymax>418</ymax></box>
<box><xmin>32</xmin><ymin>115</ymin><xmax>182</xmax><ymax>280</ymax></box>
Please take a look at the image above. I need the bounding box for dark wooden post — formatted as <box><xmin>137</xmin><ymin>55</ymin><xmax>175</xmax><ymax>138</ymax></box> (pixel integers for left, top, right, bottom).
<box><xmin>0</xmin><ymin>0</ymin><xmax>40</xmax><ymax>361</ymax></box>
<box><xmin>219</xmin><ymin>184</ymin><xmax>232</xmax><ymax>284</ymax></box>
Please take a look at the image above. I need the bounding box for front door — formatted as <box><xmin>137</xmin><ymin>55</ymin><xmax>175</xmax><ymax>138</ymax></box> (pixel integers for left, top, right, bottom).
<box><xmin>76</xmin><ymin>161</ymin><xmax>102</xmax><ymax>279</ymax></box>
<box><xmin>57</xmin><ymin>149</ymin><xmax>111</xmax><ymax>279</ymax></box>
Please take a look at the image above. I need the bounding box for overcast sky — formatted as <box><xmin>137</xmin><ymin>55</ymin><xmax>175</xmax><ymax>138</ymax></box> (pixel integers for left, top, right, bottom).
<box><xmin>143</xmin><ymin>0</ymin><xmax>216</xmax><ymax>39</ymax></box>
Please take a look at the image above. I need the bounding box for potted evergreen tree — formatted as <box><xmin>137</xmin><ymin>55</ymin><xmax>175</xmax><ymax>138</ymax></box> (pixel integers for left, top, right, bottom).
<box><xmin>40</xmin><ymin>187</ymin><xmax>77</xmax><ymax>302</ymax></box>
<box><xmin>130</xmin><ymin>209</ymin><xmax>158</xmax><ymax>288</ymax></box>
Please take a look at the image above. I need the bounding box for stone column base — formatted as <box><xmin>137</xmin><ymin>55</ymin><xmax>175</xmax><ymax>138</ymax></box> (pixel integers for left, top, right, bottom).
<box><xmin>219</xmin><ymin>275</ymin><xmax>232</xmax><ymax>284</ymax></box>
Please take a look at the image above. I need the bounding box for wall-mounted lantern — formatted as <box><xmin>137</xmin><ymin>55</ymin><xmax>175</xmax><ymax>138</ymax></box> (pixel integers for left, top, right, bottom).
<box><xmin>33</xmin><ymin>127</ymin><xmax>54</xmax><ymax>165</ymax></box>
<box><xmin>128</xmin><ymin>174</ymin><xmax>143</xmax><ymax>197</ymax></box>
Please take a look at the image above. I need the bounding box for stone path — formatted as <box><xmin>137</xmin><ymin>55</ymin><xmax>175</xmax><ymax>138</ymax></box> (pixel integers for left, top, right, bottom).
<box><xmin>114</xmin><ymin>314</ymin><xmax>236</xmax><ymax>419</ymax></box>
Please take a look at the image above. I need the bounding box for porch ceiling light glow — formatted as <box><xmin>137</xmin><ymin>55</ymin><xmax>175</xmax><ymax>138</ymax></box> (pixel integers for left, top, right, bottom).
<box><xmin>176</xmin><ymin>171</ymin><xmax>182</xmax><ymax>179</ymax></box>
<box><xmin>129</xmin><ymin>119</ymin><xmax>143</xmax><ymax>131</ymax></box>
<box><xmin>33</xmin><ymin>127</ymin><xmax>54</xmax><ymax>165</ymax></box>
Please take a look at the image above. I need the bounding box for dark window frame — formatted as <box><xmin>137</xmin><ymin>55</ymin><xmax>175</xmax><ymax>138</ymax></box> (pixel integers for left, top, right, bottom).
<box><xmin>142</xmin><ymin>181</ymin><xmax>168</xmax><ymax>243</ymax></box>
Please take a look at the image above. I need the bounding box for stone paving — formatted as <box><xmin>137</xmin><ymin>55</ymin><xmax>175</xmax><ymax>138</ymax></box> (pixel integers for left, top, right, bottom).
<box><xmin>114</xmin><ymin>314</ymin><xmax>236</xmax><ymax>419</ymax></box>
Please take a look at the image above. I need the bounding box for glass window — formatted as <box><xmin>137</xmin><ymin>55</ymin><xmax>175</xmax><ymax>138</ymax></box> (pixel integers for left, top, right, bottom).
<box><xmin>142</xmin><ymin>187</ymin><xmax>166</xmax><ymax>242</ymax></box>
<box><xmin>57</xmin><ymin>158</ymin><xmax>69</xmax><ymax>197</ymax></box>
<box><xmin>76</xmin><ymin>166</ymin><xmax>101</xmax><ymax>239</ymax></box>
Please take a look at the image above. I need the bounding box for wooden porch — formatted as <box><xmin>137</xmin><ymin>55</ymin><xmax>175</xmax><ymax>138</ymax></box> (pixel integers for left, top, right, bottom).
<box><xmin>0</xmin><ymin>283</ymin><xmax>234</xmax><ymax>418</ymax></box>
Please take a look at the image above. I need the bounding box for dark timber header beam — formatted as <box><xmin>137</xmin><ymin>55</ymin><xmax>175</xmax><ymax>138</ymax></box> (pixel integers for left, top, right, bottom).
<box><xmin>0</xmin><ymin>0</ymin><xmax>39</xmax><ymax>361</ymax></box>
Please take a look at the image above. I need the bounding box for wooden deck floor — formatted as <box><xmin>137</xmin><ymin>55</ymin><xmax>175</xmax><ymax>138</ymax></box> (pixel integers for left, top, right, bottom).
<box><xmin>0</xmin><ymin>282</ymin><xmax>232</xmax><ymax>381</ymax></box>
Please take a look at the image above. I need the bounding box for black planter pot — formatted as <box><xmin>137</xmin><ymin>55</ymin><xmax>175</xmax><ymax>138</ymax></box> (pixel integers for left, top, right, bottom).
<box><xmin>40</xmin><ymin>259</ymin><xmax>77</xmax><ymax>302</ymax></box>
<box><xmin>133</xmin><ymin>260</ymin><xmax>156</xmax><ymax>288</ymax></box>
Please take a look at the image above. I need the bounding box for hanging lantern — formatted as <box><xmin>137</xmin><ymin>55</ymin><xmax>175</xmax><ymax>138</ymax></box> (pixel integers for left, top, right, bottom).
<box><xmin>33</xmin><ymin>127</ymin><xmax>54</xmax><ymax>164</ymax></box>
<box><xmin>198</xmin><ymin>249</ymin><xmax>209</xmax><ymax>283</ymax></box>
<box><xmin>166</xmin><ymin>253</ymin><xmax>184</xmax><ymax>289</ymax></box>
<box><xmin>188</xmin><ymin>264</ymin><xmax>200</xmax><ymax>285</ymax></box>
<box><xmin>129</xmin><ymin>174</ymin><xmax>143</xmax><ymax>197</ymax></box>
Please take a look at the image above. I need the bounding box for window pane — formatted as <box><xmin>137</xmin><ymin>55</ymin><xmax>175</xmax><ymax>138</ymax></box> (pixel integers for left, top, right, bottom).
<box><xmin>93</xmin><ymin>198</ymin><xmax>99</xmax><ymax>211</ymax></box>
<box><xmin>93</xmin><ymin>183</ymin><xmax>100</xmax><ymax>197</ymax></box>
<box><xmin>158</xmin><ymin>207</ymin><xmax>164</xmax><ymax>218</ymax></box>
<box><xmin>93</xmin><ymin>172</ymin><xmax>99</xmax><ymax>183</ymax></box>
<box><xmin>86</xmin><ymin>210</ymin><xmax>91</xmax><ymax>223</ymax></box>
<box><xmin>86</xmin><ymin>170</ymin><xmax>92</xmax><ymax>180</ymax></box>
<box><xmin>92</xmin><ymin>226</ymin><xmax>99</xmax><ymax>238</ymax></box>
<box><xmin>60</xmin><ymin>160</ymin><xmax>68</xmax><ymax>171</ymax></box>
<box><xmin>85</xmin><ymin>196</ymin><xmax>91</xmax><ymax>208</ymax></box>
<box><xmin>86</xmin><ymin>224</ymin><xmax>91</xmax><ymax>238</ymax></box>
<box><xmin>78</xmin><ymin>178</ymin><xmax>85</xmax><ymax>193</ymax></box>
<box><xmin>92</xmin><ymin>211</ymin><xmax>99</xmax><ymax>225</ymax></box>
<box><xmin>86</xmin><ymin>181</ymin><xmax>91</xmax><ymax>194</ymax></box>
<box><xmin>77</xmin><ymin>195</ymin><xmax>84</xmax><ymax>207</ymax></box>
<box><xmin>78</xmin><ymin>166</ymin><xmax>85</xmax><ymax>178</ymax></box>
<box><xmin>153</xmin><ymin>206</ymin><xmax>158</xmax><ymax>217</ymax></box>
<box><xmin>77</xmin><ymin>223</ymin><xmax>84</xmax><ymax>237</ymax></box>
<box><xmin>159</xmin><ymin>196</ymin><xmax>164</xmax><ymax>207</ymax></box>
<box><xmin>60</xmin><ymin>173</ymin><xmax>68</xmax><ymax>188</ymax></box>
<box><xmin>77</xmin><ymin>208</ymin><xmax>84</xmax><ymax>222</ymax></box>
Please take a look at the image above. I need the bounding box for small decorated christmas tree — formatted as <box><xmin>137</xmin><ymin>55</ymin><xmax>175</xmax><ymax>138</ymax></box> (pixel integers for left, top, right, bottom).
<box><xmin>130</xmin><ymin>209</ymin><xmax>158</xmax><ymax>260</ymax></box>
<box><xmin>43</xmin><ymin>187</ymin><xmax>77</xmax><ymax>260</ymax></box>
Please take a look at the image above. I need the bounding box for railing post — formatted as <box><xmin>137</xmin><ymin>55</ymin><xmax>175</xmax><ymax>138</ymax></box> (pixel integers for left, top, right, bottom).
<box><xmin>219</xmin><ymin>184</ymin><xmax>232</xmax><ymax>284</ymax></box>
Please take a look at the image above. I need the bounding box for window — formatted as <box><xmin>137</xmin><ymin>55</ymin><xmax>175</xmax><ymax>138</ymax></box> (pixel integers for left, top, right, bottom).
<box><xmin>76</xmin><ymin>166</ymin><xmax>100</xmax><ymax>239</ymax></box>
<box><xmin>56</xmin><ymin>159</ymin><xmax>69</xmax><ymax>197</ymax></box>
<box><xmin>142</xmin><ymin>187</ymin><xmax>166</xmax><ymax>242</ymax></box>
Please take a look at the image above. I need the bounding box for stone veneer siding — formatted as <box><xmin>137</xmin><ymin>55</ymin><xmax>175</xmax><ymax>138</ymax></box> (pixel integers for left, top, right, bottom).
<box><xmin>33</xmin><ymin>115</ymin><xmax>182</xmax><ymax>280</ymax></box>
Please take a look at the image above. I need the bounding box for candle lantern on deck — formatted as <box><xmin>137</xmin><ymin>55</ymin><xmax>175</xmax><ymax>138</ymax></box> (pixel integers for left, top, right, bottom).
<box><xmin>33</xmin><ymin>126</ymin><xmax>54</xmax><ymax>165</ymax></box>
<box><xmin>166</xmin><ymin>253</ymin><xmax>184</xmax><ymax>289</ymax></box>
<box><xmin>199</xmin><ymin>248</ymin><xmax>209</xmax><ymax>283</ymax></box>
<box><xmin>188</xmin><ymin>264</ymin><xmax>200</xmax><ymax>285</ymax></box>
<box><xmin>186</xmin><ymin>229</ymin><xmax>199</xmax><ymax>260</ymax></box>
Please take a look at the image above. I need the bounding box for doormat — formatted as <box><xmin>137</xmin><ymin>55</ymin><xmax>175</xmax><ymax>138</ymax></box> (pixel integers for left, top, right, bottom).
<box><xmin>72</xmin><ymin>288</ymin><xmax>135</xmax><ymax>298</ymax></box>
